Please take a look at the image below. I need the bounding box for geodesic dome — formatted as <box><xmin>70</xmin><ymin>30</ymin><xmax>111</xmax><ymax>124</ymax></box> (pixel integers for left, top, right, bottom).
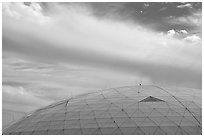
<box><xmin>3</xmin><ymin>85</ymin><xmax>202</xmax><ymax>135</ymax></box>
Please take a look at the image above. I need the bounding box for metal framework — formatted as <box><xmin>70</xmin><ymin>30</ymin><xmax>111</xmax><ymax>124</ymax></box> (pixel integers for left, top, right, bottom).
<box><xmin>3</xmin><ymin>85</ymin><xmax>202</xmax><ymax>135</ymax></box>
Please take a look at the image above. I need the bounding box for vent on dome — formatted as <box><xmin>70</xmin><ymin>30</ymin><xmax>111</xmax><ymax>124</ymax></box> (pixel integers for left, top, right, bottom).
<box><xmin>139</xmin><ymin>96</ymin><xmax>164</xmax><ymax>102</ymax></box>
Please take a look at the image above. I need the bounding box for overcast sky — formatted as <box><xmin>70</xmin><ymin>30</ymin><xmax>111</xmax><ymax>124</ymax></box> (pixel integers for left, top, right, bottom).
<box><xmin>2</xmin><ymin>2</ymin><xmax>202</xmax><ymax>113</ymax></box>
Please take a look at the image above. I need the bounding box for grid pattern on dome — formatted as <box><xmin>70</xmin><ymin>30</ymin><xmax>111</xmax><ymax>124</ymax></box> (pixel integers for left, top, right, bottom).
<box><xmin>3</xmin><ymin>85</ymin><xmax>202</xmax><ymax>135</ymax></box>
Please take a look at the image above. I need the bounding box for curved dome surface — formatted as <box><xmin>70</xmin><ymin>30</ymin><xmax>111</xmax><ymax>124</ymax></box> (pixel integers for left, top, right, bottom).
<box><xmin>3</xmin><ymin>85</ymin><xmax>202</xmax><ymax>135</ymax></box>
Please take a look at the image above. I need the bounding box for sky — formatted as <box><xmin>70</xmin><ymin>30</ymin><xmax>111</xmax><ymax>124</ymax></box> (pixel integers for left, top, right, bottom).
<box><xmin>2</xmin><ymin>2</ymin><xmax>202</xmax><ymax>116</ymax></box>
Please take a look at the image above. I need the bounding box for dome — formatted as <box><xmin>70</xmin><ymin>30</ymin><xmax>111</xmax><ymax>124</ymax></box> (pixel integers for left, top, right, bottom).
<box><xmin>3</xmin><ymin>85</ymin><xmax>202</xmax><ymax>135</ymax></box>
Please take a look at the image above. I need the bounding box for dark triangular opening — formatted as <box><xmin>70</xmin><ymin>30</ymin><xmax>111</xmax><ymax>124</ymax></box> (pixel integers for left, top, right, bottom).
<box><xmin>139</xmin><ymin>96</ymin><xmax>164</xmax><ymax>102</ymax></box>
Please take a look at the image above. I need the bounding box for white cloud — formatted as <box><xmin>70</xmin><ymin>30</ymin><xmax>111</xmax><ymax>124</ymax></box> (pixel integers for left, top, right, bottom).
<box><xmin>180</xmin><ymin>30</ymin><xmax>188</xmax><ymax>34</ymax></box>
<box><xmin>3</xmin><ymin>2</ymin><xmax>50</xmax><ymax>24</ymax></box>
<box><xmin>166</xmin><ymin>29</ymin><xmax>201</xmax><ymax>44</ymax></box>
<box><xmin>183</xmin><ymin>35</ymin><xmax>201</xmax><ymax>43</ymax></box>
<box><xmin>144</xmin><ymin>3</ymin><xmax>150</xmax><ymax>8</ymax></box>
<box><xmin>3</xmin><ymin>5</ymin><xmax>200</xmax><ymax>71</ymax></box>
<box><xmin>166</xmin><ymin>11</ymin><xmax>202</xmax><ymax>28</ymax></box>
<box><xmin>167</xmin><ymin>29</ymin><xmax>188</xmax><ymax>39</ymax></box>
<box><xmin>177</xmin><ymin>3</ymin><xmax>192</xmax><ymax>8</ymax></box>
<box><xmin>2</xmin><ymin>85</ymin><xmax>52</xmax><ymax>112</ymax></box>
<box><xmin>2</xmin><ymin>3</ymin><xmax>21</xmax><ymax>19</ymax></box>
<box><xmin>2</xmin><ymin>2</ymin><xmax>202</xmax><ymax>99</ymax></box>
<box><xmin>167</xmin><ymin>29</ymin><xmax>176</xmax><ymax>37</ymax></box>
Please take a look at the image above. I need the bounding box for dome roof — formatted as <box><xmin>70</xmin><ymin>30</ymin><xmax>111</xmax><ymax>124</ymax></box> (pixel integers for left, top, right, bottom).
<box><xmin>3</xmin><ymin>85</ymin><xmax>202</xmax><ymax>135</ymax></box>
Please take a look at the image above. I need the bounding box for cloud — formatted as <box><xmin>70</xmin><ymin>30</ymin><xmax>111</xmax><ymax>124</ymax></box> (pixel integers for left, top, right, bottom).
<box><xmin>183</xmin><ymin>35</ymin><xmax>201</xmax><ymax>43</ymax></box>
<box><xmin>3</xmin><ymin>3</ymin><xmax>201</xmax><ymax>89</ymax></box>
<box><xmin>177</xmin><ymin>3</ymin><xmax>192</xmax><ymax>8</ymax></box>
<box><xmin>166</xmin><ymin>29</ymin><xmax>201</xmax><ymax>44</ymax></box>
<box><xmin>2</xmin><ymin>85</ymin><xmax>52</xmax><ymax>112</ymax></box>
<box><xmin>2</xmin><ymin>3</ymin><xmax>202</xmax><ymax>119</ymax></box>
<box><xmin>167</xmin><ymin>29</ymin><xmax>188</xmax><ymax>37</ymax></box>
<box><xmin>165</xmin><ymin>10</ymin><xmax>202</xmax><ymax>29</ymax></box>
<box><xmin>143</xmin><ymin>3</ymin><xmax>150</xmax><ymax>8</ymax></box>
<box><xmin>2</xmin><ymin>2</ymin><xmax>50</xmax><ymax>24</ymax></box>
<box><xmin>166</xmin><ymin>29</ymin><xmax>187</xmax><ymax>38</ymax></box>
<box><xmin>3</xmin><ymin>55</ymin><xmax>146</xmax><ymax>103</ymax></box>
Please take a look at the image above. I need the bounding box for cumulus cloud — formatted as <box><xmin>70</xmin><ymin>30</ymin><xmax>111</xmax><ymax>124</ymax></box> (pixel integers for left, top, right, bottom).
<box><xmin>167</xmin><ymin>29</ymin><xmax>188</xmax><ymax>38</ymax></box>
<box><xmin>180</xmin><ymin>30</ymin><xmax>188</xmax><ymax>34</ymax></box>
<box><xmin>183</xmin><ymin>35</ymin><xmax>201</xmax><ymax>43</ymax></box>
<box><xmin>166</xmin><ymin>29</ymin><xmax>201</xmax><ymax>45</ymax></box>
